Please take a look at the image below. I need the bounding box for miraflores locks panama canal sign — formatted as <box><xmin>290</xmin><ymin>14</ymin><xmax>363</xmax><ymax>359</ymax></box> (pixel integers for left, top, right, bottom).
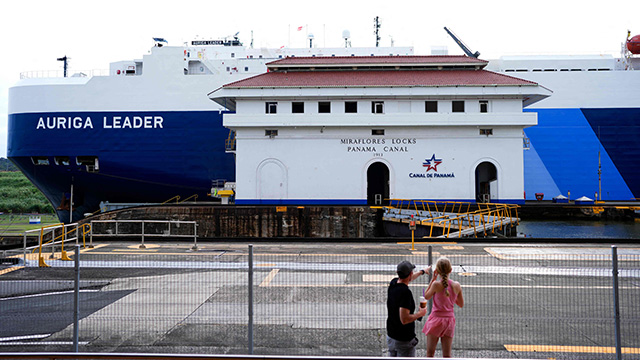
<box><xmin>341</xmin><ymin>137</ymin><xmax>455</xmax><ymax>179</ymax></box>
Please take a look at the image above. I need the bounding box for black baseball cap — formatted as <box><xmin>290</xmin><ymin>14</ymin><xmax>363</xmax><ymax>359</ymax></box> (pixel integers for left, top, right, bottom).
<box><xmin>397</xmin><ymin>260</ymin><xmax>415</xmax><ymax>278</ymax></box>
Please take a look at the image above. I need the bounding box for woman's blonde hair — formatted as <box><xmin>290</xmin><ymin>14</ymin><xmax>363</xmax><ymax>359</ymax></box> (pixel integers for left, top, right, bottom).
<box><xmin>436</xmin><ymin>257</ymin><xmax>452</xmax><ymax>296</ymax></box>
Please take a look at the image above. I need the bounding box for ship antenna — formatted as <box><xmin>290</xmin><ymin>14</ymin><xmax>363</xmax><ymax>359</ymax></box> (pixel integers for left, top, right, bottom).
<box><xmin>57</xmin><ymin>55</ymin><xmax>68</xmax><ymax>78</ymax></box>
<box><xmin>373</xmin><ymin>16</ymin><xmax>381</xmax><ymax>47</ymax></box>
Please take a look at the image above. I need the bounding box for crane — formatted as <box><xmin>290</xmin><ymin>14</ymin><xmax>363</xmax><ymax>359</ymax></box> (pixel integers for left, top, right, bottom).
<box><xmin>444</xmin><ymin>27</ymin><xmax>480</xmax><ymax>58</ymax></box>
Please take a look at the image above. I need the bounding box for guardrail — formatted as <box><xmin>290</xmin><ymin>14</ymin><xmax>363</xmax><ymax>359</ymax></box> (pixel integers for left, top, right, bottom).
<box><xmin>89</xmin><ymin>220</ymin><xmax>198</xmax><ymax>250</ymax></box>
<box><xmin>19</xmin><ymin>69</ymin><xmax>109</xmax><ymax>79</ymax></box>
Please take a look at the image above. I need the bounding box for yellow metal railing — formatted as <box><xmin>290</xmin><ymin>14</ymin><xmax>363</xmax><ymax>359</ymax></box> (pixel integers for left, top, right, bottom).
<box><xmin>162</xmin><ymin>195</ymin><xmax>181</xmax><ymax>204</ymax></box>
<box><xmin>386</xmin><ymin>199</ymin><xmax>519</xmax><ymax>239</ymax></box>
<box><xmin>180</xmin><ymin>194</ymin><xmax>198</xmax><ymax>203</ymax></box>
<box><xmin>34</xmin><ymin>222</ymin><xmax>92</xmax><ymax>267</ymax></box>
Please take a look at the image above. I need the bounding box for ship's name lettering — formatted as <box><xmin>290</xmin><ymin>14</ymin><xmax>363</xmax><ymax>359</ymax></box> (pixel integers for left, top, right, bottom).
<box><xmin>103</xmin><ymin>116</ymin><xmax>163</xmax><ymax>129</ymax></box>
<box><xmin>37</xmin><ymin>116</ymin><xmax>94</xmax><ymax>129</ymax></box>
<box><xmin>36</xmin><ymin>116</ymin><xmax>164</xmax><ymax>130</ymax></box>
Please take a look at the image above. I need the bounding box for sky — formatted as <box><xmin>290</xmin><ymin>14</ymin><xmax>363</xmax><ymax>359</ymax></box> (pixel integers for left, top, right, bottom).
<box><xmin>1</xmin><ymin>0</ymin><xmax>638</xmax><ymax>158</ymax></box>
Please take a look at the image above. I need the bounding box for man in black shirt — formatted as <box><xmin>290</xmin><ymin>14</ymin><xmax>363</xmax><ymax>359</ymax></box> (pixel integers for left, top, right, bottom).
<box><xmin>386</xmin><ymin>260</ymin><xmax>430</xmax><ymax>357</ymax></box>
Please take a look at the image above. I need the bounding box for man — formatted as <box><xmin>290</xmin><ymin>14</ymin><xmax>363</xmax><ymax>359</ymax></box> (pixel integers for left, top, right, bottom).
<box><xmin>386</xmin><ymin>260</ymin><xmax>430</xmax><ymax>357</ymax></box>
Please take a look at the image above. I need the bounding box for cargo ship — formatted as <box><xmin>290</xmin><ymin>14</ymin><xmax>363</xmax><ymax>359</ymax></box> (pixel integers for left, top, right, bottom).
<box><xmin>7</xmin><ymin>33</ymin><xmax>640</xmax><ymax>222</ymax></box>
<box><xmin>7</xmin><ymin>36</ymin><xmax>414</xmax><ymax>222</ymax></box>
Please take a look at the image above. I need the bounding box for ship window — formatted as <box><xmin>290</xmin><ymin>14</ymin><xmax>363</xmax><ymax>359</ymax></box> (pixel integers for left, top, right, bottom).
<box><xmin>372</xmin><ymin>129</ymin><xmax>385</xmax><ymax>136</ymax></box>
<box><xmin>231</xmin><ymin>53</ymin><xmax>235</xmax><ymax>58</ymax></box>
<box><xmin>54</xmin><ymin>156</ymin><xmax>70</xmax><ymax>166</ymax></box>
<box><xmin>226</xmin><ymin>67</ymin><xmax>230</xmax><ymax>72</ymax></box>
<box><xmin>265</xmin><ymin>102</ymin><xmax>278</xmax><ymax>114</ymax></box>
<box><xmin>31</xmin><ymin>156</ymin><xmax>49</xmax><ymax>166</ymax></box>
<box><xmin>425</xmin><ymin>101</ymin><xmax>438</xmax><ymax>113</ymax></box>
<box><xmin>480</xmin><ymin>128</ymin><xmax>493</xmax><ymax>136</ymax></box>
<box><xmin>318</xmin><ymin>102</ymin><xmax>331</xmax><ymax>113</ymax></box>
<box><xmin>244</xmin><ymin>67</ymin><xmax>249</xmax><ymax>71</ymax></box>
<box><xmin>292</xmin><ymin>102</ymin><xmax>304</xmax><ymax>113</ymax></box>
<box><xmin>345</xmin><ymin>101</ymin><xmax>358</xmax><ymax>113</ymax></box>
<box><xmin>452</xmin><ymin>101</ymin><xmax>465</xmax><ymax>113</ymax></box>
<box><xmin>372</xmin><ymin>101</ymin><xmax>384</xmax><ymax>114</ymax></box>
<box><xmin>480</xmin><ymin>100</ymin><xmax>488</xmax><ymax>113</ymax></box>
<box><xmin>265</xmin><ymin>129</ymin><xmax>278</xmax><ymax>138</ymax></box>
<box><xmin>76</xmin><ymin>156</ymin><xmax>99</xmax><ymax>172</ymax></box>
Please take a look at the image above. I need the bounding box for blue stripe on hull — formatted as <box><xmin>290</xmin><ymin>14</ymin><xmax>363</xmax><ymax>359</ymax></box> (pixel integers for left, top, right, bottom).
<box><xmin>8</xmin><ymin>110</ymin><xmax>236</xmax><ymax>222</ymax></box>
<box><xmin>524</xmin><ymin>108</ymin><xmax>635</xmax><ymax>201</ymax></box>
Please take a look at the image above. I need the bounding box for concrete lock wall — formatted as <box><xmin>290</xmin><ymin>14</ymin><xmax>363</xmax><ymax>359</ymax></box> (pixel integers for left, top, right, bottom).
<box><xmin>86</xmin><ymin>205</ymin><xmax>384</xmax><ymax>239</ymax></box>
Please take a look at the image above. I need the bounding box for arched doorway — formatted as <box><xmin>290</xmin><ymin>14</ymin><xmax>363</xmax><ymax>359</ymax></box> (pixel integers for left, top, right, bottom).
<box><xmin>367</xmin><ymin>162</ymin><xmax>389</xmax><ymax>205</ymax></box>
<box><xmin>475</xmin><ymin>162</ymin><xmax>498</xmax><ymax>203</ymax></box>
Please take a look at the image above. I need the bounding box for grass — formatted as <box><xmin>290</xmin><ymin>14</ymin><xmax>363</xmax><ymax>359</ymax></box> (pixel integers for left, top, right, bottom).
<box><xmin>0</xmin><ymin>172</ymin><xmax>55</xmax><ymax>214</ymax></box>
<box><xmin>0</xmin><ymin>213</ymin><xmax>60</xmax><ymax>236</ymax></box>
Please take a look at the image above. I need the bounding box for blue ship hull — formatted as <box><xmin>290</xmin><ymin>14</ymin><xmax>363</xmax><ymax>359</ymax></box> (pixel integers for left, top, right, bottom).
<box><xmin>8</xmin><ymin>110</ymin><xmax>235</xmax><ymax>222</ymax></box>
<box><xmin>8</xmin><ymin>107</ymin><xmax>640</xmax><ymax>222</ymax></box>
<box><xmin>524</xmin><ymin>107</ymin><xmax>640</xmax><ymax>201</ymax></box>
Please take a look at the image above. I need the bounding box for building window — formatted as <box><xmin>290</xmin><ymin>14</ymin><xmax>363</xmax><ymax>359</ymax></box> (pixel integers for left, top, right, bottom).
<box><xmin>265</xmin><ymin>102</ymin><xmax>278</xmax><ymax>114</ymax></box>
<box><xmin>31</xmin><ymin>156</ymin><xmax>49</xmax><ymax>165</ymax></box>
<box><xmin>480</xmin><ymin>100</ymin><xmax>488</xmax><ymax>113</ymax></box>
<box><xmin>318</xmin><ymin>102</ymin><xmax>331</xmax><ymax>113</ymax></box>
<box><xmin>372</xmin><ymin>129</ymin><xmax>385</xmax><ymax>136</ymax></box>
<box><xmin>292</xmin><ymin>102</ymin><xmax>304</xmax><ymax>113</ymax></box>
<box><xmin>452</xmin><ymin>101</ymin><xmax>465</xmax><ymax>113</ymax></box>
<box><xmin>54</xmin><ymin>156</ymin><xmax>70</xmax><ymax>166</ymax></box>
<box><xmin>372</xmin><ymin>101</ymin><xmax>384</xmax><ymax>114</ymax></box>
<box><xmin>425</xmin><ymin>101</ymin><xmax>438</xmax><ymax>113</ymax></box>
<box><xmin>265</xmin><ymin>129</ymin><xmax>278</xmax><ymax>138</ymax></box>
<box><xmin>345</xmin><ymin>101</ymin><xmax>358</xmax><ymax>113</ymax></box>
<box><xmin>480</xmin><ymin>128</ymin><xmax>493</xmax><ymax>136</ymax></box>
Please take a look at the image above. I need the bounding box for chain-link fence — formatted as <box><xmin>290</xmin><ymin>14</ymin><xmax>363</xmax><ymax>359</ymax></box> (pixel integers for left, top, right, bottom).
<box><xmin>0</xmin><ymin>242</ymin><xmax>638</xmax><ymax>359</ymax></box>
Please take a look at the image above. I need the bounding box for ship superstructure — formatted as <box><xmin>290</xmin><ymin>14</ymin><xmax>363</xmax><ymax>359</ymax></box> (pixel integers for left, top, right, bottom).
<box><xmin>8</xmin><ymin>37</ymin><xmax>413</xmax><ymax>222</ymax></box>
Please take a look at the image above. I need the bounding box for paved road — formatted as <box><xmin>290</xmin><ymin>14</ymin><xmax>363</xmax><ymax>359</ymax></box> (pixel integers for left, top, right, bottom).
<box><xmin>1</xmin><ymin>241</ymin><xmax>639</xmax><ymax>359</ymax></box>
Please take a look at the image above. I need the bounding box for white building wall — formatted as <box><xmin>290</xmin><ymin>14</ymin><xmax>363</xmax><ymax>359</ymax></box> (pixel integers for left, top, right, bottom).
<box><xmin>232</xmin><ymin>122</ymin><xmax>527</xmax><ymax>204</ymax></box>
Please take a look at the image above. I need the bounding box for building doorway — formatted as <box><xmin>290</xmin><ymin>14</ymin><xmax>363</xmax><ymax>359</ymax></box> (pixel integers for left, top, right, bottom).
<box><xmin>367</xmin><ymin>162</ymin><xmax>389</xmax><ymax>205</ymax></box>
<box><xmin>475</xmin><ymin>162</ymin><xmax>498</xmax><ymax>203</ymax></box>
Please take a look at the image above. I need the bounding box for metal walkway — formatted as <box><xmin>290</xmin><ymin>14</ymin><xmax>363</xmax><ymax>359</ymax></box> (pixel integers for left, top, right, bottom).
<box><xmin>383</xmin><ymin>199</ymin><xmax>519</xmax><ymax>238</ymax></box>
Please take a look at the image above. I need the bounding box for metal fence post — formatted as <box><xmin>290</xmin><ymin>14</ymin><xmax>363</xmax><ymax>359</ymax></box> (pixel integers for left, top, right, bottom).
<box><xmin>23</xmin><ymin>233</ymin><xmax>27</xmax><ymax>266</ymax></box>
<box><xmin>73</xmin><ymin>245</ymin><xmax>80</xmax><ymax>352</ymax></box>
<box><xmin>612</xmin><ymin>245</ymin><xmax>622</xmax><ymax>360</ymax></box>
<box><xmin>192</xmin><ymin>223</ymin><xmax>198</xmax><ymax>251</ymax></box>
<box><xmin>89</xmin><ymin>221</ymin><xmax>94</xmax><ymax>248</ymax></box>
<box><xmin>248</xmin><ymin>244</ymin><xmax>254</xmax><ymax>354</ymax></box>
<box><xmin>427</xmin><ymin>245</ymin><xmax>433</xmax><ymax>314</ymax></box>
<box><xmin>139</xmin><ymin>221</ymin><xmax>146</xmax><ymax>249</ymax></box>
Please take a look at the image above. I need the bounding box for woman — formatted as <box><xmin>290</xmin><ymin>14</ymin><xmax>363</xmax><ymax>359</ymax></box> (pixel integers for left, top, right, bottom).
<box><xmin>422</xmin><ymin>257</ymin><xmax>464</xmax><ymax>357</ymax></box>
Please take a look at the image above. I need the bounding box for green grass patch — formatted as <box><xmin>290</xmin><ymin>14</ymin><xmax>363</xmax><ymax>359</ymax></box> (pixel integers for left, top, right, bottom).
<box><xmin>0</xmin><ymin>172</ymin><xmax>55</xmax><ymax>214</ymax></box>
<box><xmin>0</xmin><ymin>213</ymin><xmax>60</xmax><ymax>236</ymax></box>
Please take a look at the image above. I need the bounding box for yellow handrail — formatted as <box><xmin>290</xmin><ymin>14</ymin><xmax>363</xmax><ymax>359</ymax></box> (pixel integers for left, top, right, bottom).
<box><xmin>162</xmin><ymin>195</ymin><xmax>181</xmax><ymax>204</ymax></box>
<box><xmin>180</xmin><ymin>194</ymin><xmax>198</xmax><ymax>203</ymax></box>
<box><xmin>37</xmin><ymin>223</ymin><xmax>63</xmax><ymax>267</ymax></box>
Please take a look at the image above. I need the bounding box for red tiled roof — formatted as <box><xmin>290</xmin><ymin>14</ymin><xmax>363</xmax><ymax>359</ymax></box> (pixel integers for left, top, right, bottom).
<box><xmin>267</xmin><ymin>55</ymin><xmax>487</xmax><ymax>66</ymax></box>
<box><xmin>223</xmin><ymin>70</ymin><xmax>537</xmax><ymax>88</ymax></box>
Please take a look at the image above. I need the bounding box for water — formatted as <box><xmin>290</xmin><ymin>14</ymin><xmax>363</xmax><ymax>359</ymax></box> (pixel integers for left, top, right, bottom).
<box><xmin>517</xmin><ymin>219</ymin><xmax>640</xmax><ymax>239</ymax></box>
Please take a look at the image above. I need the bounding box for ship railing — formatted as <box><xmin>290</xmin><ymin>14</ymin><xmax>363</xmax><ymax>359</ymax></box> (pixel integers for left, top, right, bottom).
<box><xmin>19</xmin><ymin>69</ymin><xmax>109</xmax><ymax>79</ymax></box>
<box><xmin>88</xmin><ymin>220</ymin><xmax>199</xmax><ymax>250</ymax></box>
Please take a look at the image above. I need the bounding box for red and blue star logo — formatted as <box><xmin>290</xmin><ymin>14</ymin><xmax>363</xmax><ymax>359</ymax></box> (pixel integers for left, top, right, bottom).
<box><xmin>422</xmin><ymin>154</ymin><xmax>442</xmax><ymax>172</ymax></box>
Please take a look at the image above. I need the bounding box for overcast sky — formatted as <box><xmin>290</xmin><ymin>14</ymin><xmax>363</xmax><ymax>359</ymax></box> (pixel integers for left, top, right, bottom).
<box><xmin>1</xmin><ymin>0</ymin><xmax>638</xmax><ymax>158</ymax></box>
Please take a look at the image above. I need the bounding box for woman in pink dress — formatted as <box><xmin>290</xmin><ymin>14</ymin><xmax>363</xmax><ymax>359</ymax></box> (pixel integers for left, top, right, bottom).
<box><xmin>422</xmin><ymin>257</ymin><xmax>464</xmax><ymax>357</ymax></box>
